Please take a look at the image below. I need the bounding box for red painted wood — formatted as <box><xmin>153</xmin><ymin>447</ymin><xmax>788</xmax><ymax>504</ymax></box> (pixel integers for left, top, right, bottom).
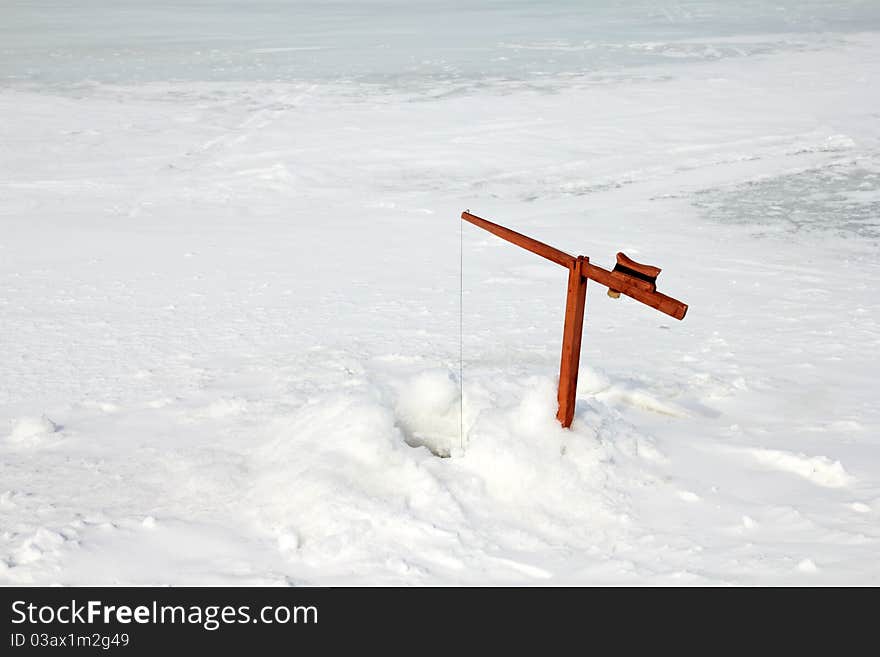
<box><xmin>461</xmin><ymin>212</ymin><xmax>575</xmax><ymax>268</ymax></box>
<box><xmin>585</xmin><ymin>263</ymin><xmax>687</xmax><ymax>320</ymax></box>
<box><xmin>615</xmin><ymin>252</ymin><xmax>661</xmax><ymax>278</ymax></box>
<box><xmin>557</xmin><ymin>257</ymin><xmax>588</xmax><ymax>428</ymax></box>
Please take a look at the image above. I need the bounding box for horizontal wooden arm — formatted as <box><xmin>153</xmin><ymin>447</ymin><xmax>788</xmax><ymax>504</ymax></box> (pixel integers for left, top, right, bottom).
<box><xmin>585</xmin><ymin>262</ymin><xmax>688</xmax><ymax>320</ymax></box>
<box><xmin>461</xmin><ymin>210</ymin><xmax>688</xmax><ymax>320</ymax></box>
<box><xmin>461</xmin><ymin>211</ymin><xmax>576</xmax><ymax>268</ymax></box>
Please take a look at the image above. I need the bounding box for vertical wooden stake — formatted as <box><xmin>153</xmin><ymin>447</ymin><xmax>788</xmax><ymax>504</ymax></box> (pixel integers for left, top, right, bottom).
<box><xmin>557</xmin><ymin>256</ymin><xmax>588</xmax><ymax>428</ymax></box>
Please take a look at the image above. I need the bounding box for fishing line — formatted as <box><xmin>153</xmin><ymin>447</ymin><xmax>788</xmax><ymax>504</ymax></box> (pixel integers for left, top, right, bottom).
<box><xmin>459</xmin><ymin>211</ymin><xmax>464</xmax><ymax>452</ymax></box>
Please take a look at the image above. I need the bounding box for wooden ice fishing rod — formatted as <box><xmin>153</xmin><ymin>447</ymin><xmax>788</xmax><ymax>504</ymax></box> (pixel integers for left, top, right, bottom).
<box><xmin>461</xmin><ymin>210</ymin><xmax>688</xmax><ymax>429</ymax></box>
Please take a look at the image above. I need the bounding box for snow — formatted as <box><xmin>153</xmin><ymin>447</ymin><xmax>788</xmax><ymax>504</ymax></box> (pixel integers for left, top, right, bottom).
<box><xmin>6</xmin><ymin>416</ymin><xmax>61</xmax><ymax>446</ymax></box>
<box><xmin>1</xmin><ymin>1</ymin><xmax>879</xmax><ymax>585</ymax></box>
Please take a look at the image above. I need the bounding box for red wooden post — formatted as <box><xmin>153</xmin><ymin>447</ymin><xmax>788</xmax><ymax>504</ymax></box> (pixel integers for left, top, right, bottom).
<box><xmin>557</xmin><ymin>256</ymin><xmax>588</xmax><ymax>428</ymax></box>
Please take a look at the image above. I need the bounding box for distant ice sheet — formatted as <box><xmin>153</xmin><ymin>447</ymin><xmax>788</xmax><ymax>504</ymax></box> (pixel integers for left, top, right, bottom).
<box><xmin>3</xmin><ymin>1</ymin><xmax>880</xmax><ymax>85</ymax></box>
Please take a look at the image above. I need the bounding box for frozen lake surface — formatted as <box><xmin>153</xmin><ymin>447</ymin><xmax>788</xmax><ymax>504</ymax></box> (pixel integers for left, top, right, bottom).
<box><xmin>4</xmin><ymin>1</ymin><xmax>880</xmax><ymax>84</ymax></box>
<box><xmin>1</xmin><ymin>1</ymin><xmax>879</xmax><ymax>585</ymax></box>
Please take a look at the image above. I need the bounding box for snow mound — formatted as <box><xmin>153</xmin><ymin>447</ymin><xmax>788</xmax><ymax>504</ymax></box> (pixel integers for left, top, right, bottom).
<box><xmin>243</xmin><ymin>376</ymin><xmax>652</xmax><ymax>583</ymax></box>
<box><xmin>744</xmin><ymin>448</ymin><xmax>855</xmax><ymax>488</ymax></box>
<box><xmin>392</xmin><ymin>369</ymin><xmax>461</xmax><ymax>457</ymax></box>
<box><xmin>797</xmin><ymin>558</ymin><xmax>819</xmax><ymax>573</ymax></box>
<box><xmin>6</xmin><ymin>416</ymin><xmax>61</xmax><ymax>446</ymax></box>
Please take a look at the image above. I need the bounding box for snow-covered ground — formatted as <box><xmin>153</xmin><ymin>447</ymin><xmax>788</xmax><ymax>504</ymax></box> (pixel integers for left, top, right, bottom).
<box><xmin>2</xmin><ymin>1</ymin><xmax>879</xmax><ymax>585</ymax></box>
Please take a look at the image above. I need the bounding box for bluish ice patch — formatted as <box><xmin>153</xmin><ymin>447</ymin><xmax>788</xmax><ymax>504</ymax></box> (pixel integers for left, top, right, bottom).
<box><xmin>693</xmin><ymin>162</ymin><xmax>880</xmax><ymax>241</ymax></box>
